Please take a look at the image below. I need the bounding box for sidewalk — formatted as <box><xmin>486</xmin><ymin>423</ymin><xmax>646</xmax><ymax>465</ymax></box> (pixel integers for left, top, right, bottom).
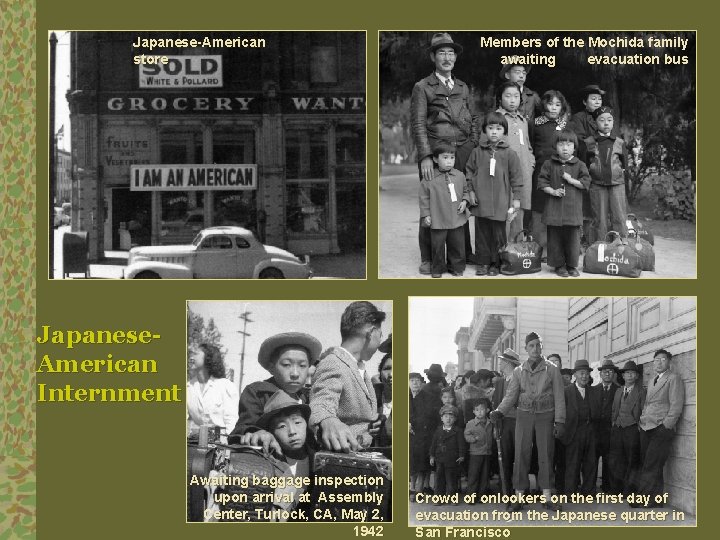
<box><xmin>380</xmin><ymin>172</ymin><xmax>697</xmax><ymax>279</ymax></box>
<box><xmin>53</xmin><ymin>227</ymin><xmax>365</xmax><ymax>279</ymax></box>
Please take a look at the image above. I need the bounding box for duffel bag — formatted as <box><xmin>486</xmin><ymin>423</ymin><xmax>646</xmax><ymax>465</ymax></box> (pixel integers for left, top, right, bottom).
<box><xmin>628</xmin><ymin>233</ymin><xmax>655</xmax><ymax>271</ymax></box>
<box><xmin>499</xmin><ymin>229</ymin><xmax>543</xmax><ymax>275</ymax></box>
<box><xmin>583</xmin><ymin>231</ymin><xmax>643</xmax><ymax>278</ymax></box>
<box><xmin>626</xmin><ymin>213</ymin><xmax>654</xmax><ymax>245</ymax></box>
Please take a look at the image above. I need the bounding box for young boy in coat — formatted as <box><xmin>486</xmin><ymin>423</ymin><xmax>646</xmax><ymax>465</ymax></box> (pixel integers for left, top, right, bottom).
<box><xmin>537</xmin><ymin>129</ymin><xmax>591</xmax><ymax>277</ymax></box>
<box><xmin>465</xmin><ymin>112</ymin><xmax>523</xmax><ymax>276</ymax></box>
<box><xmin>464</xmin><ymin>398</ymin><xmax>493</xmax><ymax>498</ymax></box>
<box><xmin>430</xmin><ymin>405</ymin><xmax>466</xmax><ymax>499</ymax></box>
<box><xmin>419</xmin><ymin>143</ymin><xmax>471</xmax><ymax>278</ymax></box>
<box><xmin>582</xmin><ymin>106</ymin><xmax>629</xmax><ymax>241</ymax></box>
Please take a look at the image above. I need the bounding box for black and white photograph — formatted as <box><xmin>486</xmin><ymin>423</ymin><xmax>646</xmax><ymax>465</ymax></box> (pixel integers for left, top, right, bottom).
<box><xmin>380</xmin><ymin>31</ymin><xmax>696</xmax><ymax>279</ymax></box>
<box><xmin>186</xmin><ymin>300</ymin><xmax>392</xmax><ymax>522</ymax></box>
<box><xmin>409</xmin><ymin>297</ymin><xmax>696</xmax><ymax>526</ymax></box>
<box><xmin>50</xmin><ymin>31</ymin><xmax>366</xmax><ymax>279</ymax></box>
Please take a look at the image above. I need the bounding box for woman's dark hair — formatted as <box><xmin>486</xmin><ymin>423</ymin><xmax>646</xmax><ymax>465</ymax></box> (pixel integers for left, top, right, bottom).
<box><xmin>378</xmin><ymin>353</ymin><xmax>392</xmax><ymax>375</ymax></box>
<box><xmin>540</xmin><ymin>90</ymin><xmax>570</xmax><ymax>118</ymax></box>
<box><xmin>199</xmin><ymin>343</ymin><xmax>226</xmax><ymax>378</ymax></box>
<box><xmin>482</xmin><ymin>111</ymin><xmax>508</xmax><ymax>133</ymax></box>
<box><xmin>495</xmin><ymin>81</ymin><xmax>522</xmax><ymax>105</ymax></box>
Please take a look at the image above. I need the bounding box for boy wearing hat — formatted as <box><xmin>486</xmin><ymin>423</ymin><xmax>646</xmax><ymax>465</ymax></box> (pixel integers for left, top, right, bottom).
<box><xmin>464</xmin><ymin>398</ymin><xmax>494</xmax><ymax>498</ymax></box>
<box><xmin>430</xmin><ymin>405</ymin><xmax>466</xmax><ymax>499</ymax></box>
<box><xmin>228</xmin><ymin>332</ymin><xmax>322</xmax><ymax>453</ymax></box>
<box><xmin>491</xmin><ymin>349</ymin><xmax>521</xmax><ymax>495</ymax></box>
<box><xmin>633</xmin><ymin>349</ymin><xmax>685</xmax><ymax>507</ymax></box>
<box><xmin>582</xmin><ymin>106</ymin><xmax>629</xmax><ymax>240</ymax></box>
<box><xmin>490</xmin><ymin>333</ymin><xmax>565</xmax><ymax>510</ymax></box>
<box><xmin>591</xmin><ymin>358</ymin><xmax>620</xmax><ymax>493</ymax></box>
<box><xmin>561</xmin><ymin>359</ymin><xmax>600</xmax><ymax>495</ymax></box>
<box><xmin>255</xmin><ymin>390</ymin><xmax>316</xmax><ymax>518</ymax></box>
<box><xmin>500</xmin><ymin>64</ymin><xmax>541</xmax><ymax>123</ymax></box>
<box><xmin>310</xmin><ymin>301</ymin><xmax>386</xmax><ymax>453</ymax></box>
<box><xmin>609</xmin><ymin>361</ymin><xmax>645</xmax><ymax>495</ymax></box>
<box><xmin>412</xmin><ymin>32</ymin><xmax>477</xmax><ymax>274</ymax></box>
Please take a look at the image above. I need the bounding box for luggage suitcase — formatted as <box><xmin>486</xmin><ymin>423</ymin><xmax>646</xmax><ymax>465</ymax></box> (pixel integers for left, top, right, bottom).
<box><xmin>219</xmin><ymin>445</ymin><xmax>293</xmax><ymax>522</ymax></box>
<box><xmin>628</xmin><ymin>233</ymin><xmax>655</xmax><ymax>271</ymax></box>
<box><xmin>583</xmin><ymin>231</ymin><xmax>642</xmax><ymax>278</ymax></box>
<box><xmin>626</xmin><ymin>213</ymin><xmax>655</xmax><ymax>245</ymax></box>
<box><xmin>312</xmin><ymin>450</ymin><xmax>392</xmax><ymax>522</ymax></box>
<box><xmin>499</xmin><ymin>229</ymin><xmax>543</xmax><ymax>275</ymax></box>
<box><xmin>187</xmin><ymin>442</ymin><xmax>218</xmax><ymax>522</ymax></box>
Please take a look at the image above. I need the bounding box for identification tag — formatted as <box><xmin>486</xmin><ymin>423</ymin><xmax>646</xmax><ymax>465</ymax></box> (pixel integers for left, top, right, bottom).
<box><xmin>448</xmin><ymin>183</ymin><xmax>458</xmax><ymax>202</ymax></box>
<box><xmin>490</xmin><ymin>157</ymin><xmax>496</xmax><ymax>176</ymax></box>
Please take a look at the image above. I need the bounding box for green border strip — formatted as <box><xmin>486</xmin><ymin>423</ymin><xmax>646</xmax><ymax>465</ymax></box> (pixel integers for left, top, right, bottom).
<box><xmin>0</xmin><ymin>0</ymin><xmax>36</xmax><ymax>538</ymax></box>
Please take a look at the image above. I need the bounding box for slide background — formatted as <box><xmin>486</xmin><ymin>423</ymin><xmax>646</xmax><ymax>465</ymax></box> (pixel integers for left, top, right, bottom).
<box><xmin>1</xmin><ymin>0</ymin><xmax>708</xmax><ymax>537</ymax></box>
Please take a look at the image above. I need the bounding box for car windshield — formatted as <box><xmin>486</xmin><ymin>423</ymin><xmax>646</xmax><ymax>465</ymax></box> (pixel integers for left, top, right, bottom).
<box><xmin>191</xmin><ymin>232</ymin><xmax>204</xmax><ymax>246</ymax></box>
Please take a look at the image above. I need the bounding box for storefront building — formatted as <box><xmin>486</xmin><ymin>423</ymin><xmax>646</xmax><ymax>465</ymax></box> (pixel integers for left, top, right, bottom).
<box><xmin>568</xmin><ymin>297</ymin><xmax>696</xmax><ymax>514</ymax></box>
<box><xmin>68</xmin><ymin>31</ymin><xmax>366</xmax><ymax>259</ymax></box>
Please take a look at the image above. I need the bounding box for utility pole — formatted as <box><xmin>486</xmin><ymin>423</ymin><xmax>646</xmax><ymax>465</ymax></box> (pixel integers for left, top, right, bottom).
<box><xmin>237</xmin><ymin>305</ymin><xmax>254</xmax><ymax>392</ymax></box>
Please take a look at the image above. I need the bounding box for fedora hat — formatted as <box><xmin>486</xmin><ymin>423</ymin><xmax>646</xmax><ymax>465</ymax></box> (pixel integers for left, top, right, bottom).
<box><xmin>424</xmin><ymin>363</ymin><xmax>446</xmax><ymax>378</ymax></box>
<box><xmin>498</xmin><ymin>348</ymin><xmax>521</xmax><ymax>366</ymax></box>
<box><xmin>258</xmin><ymin>332</ymin><xmax>322</xmax><ymax>371</ymax></box>
<box><xmin>499</xmin><ymin>64</ymin><xmax>533</xmax><ymax>79</ymax></box>
<box><xmin>256</xmin><ymin>390</ymin><xmax>311</xmax><ymax>431</ymax></box>
<box><xmin>572</xmin><ymin>359</ymin><xmax>592</xmax><ymax>373</ymax></box>
<box><xmin>619</xmin><ymin>361</ymin><xmax>641</xmax><ymax>374</ymax></box>
<box><xmin>409</xmin><ymin>372</ymin><xmax>424</xmax><ymax>382</ymax></box>
<box><xmin>598</xmin><ymin>358</ymin><xmax>618</xmax><ymax>372</ymax></box>
<box><xmin>428</xmin><ymin>32</ymin><xmax>463</xmax><ymax>54</ymax></box>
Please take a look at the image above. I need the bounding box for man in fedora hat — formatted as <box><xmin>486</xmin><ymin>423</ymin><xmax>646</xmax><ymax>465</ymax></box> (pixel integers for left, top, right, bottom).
<box><xmin>609</xmin><ymin>361</ymin><xmax>645</xmax><ymax>495</ymax></box>
<box><xmin>229</xmin><ymin>331</ymin><xmax>322</xmax><ymax>453</ymax></box>
<box><xmin>499</xmin><ymin>64</ymin><xmax>541</xmax><ymax>123</ymax></box>
<box><xmin>560</xmin><ymin>368</ymin><xmax>573</xmax><ymax>387</ymax></box>
<box><xmin>633</xmin><ymin>349</ymin><xmax>685</xmax><ymax>507</ymax></box>
<box><xmin>561</xmin><ymin>359</ymin><xmax>600</xmax><ymax>495</ymax></box>
<box><xmin>491</xmin><ymin>348</ymin><xmax>522</xmax><ymax>495</ymax></box>
<box><xmin>591</xmin><ymin>358</ymin><xmax>620</xmax><ymax>492</ymax></box>
<box><xmin>310</xmin><ymin>301</ymin><xmax>387</xmax><ymax>453</ymax></box>
<box><xmin>411</xmin><ymin>32</ymin><xmax>477</xmax><ymax>274</ymax></box>
<box><xmin>490</xmin><ymin>332</ymin><xmax>565</xmax><ymax>510</ymax></box>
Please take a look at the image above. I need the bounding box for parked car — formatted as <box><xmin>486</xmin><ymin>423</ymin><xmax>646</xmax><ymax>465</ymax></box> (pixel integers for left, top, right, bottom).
<box><xmin>123</xmin><ymin>227</ymin><xmax>312</xmax><ymax>279</ymax></box>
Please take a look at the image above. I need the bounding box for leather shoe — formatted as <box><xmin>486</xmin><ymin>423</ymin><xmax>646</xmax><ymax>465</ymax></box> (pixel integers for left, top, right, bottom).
<box><xmin>449</xmin><ymin>269</ymin><xmax>464</xmax><ymax>277</ymax></box>
<box><xmin>544</xmin><ymin>502</ymin><xmax>562</xmax><ymax>512</ymax></box>
<box><xmin>507</xmin><ymin>502</ymin><xmax>523</xmax><ymax>512</ymax></box>
<box><xmin>567</xmin><ymin>267</ymin><xmax>580</xmax><ymax>277</ymax></box>
<box><xmin>419</xmin><ymin>262</ymin><xmax>432</xmax><ymax>275</ymax></box>
<box><xmin>556</xmin><ymin>266</ymin><xmax>569</xmax><ymax>277</ymax></box>
<box><xmin>487</xmin><ymin>265</ymin><xmax>499</xmax><ymax>276</ymax></box>
<box><xmin>475</xmin><ymin>264</ymin><xmax>489</xmax><ymax>276</ymax></box>
<box><xmin>432</xmin><ymin>273</ymin><xmax>442</xmax><ymax>278</ymax></box>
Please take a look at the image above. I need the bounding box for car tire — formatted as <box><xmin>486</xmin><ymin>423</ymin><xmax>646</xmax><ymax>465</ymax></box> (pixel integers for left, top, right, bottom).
<box><xmin>259</xmin><ymin>268</ymin><xmax>284</xmax><ymax>279</ymax></box>
<box><xmin>134</xmin><ymin>271</ymin><xmax>161</xmax><ymax>279</ymax></box>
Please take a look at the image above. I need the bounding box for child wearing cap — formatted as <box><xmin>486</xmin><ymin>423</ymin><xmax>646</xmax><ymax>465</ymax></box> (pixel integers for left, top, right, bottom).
<box><xmin>429</xmin><ymin>405</ymin><xmax>466</xmax><ymax>499</ymax></box>
<box><xmin>464</xmin><ymin>398</ymin><xmax>493</xmax><ymax>498</ymax></box>
<box><xmin>537</xmin><ymin>129</ymin><xmax>591</xmax><ymax>277</ymax></box>
<box><xmin>227</xmin><ymin>332</ymin><xmax>322</xmax><ymax>453</ymax></box>
<box><xmin>582</xmin><ymin>106</ymin><xmax>630</xmax><ymax>240</ymax></box>
<box><xmin>465</xmin><ymin>112</ymin><xmax>523</xmax><ymax>276</ymax></box>
<box><xmin>419</xmin><ymin>142</ymin><xmax>471</xmax><ymax>278</ymax></box>
<box><xmin>255</xmin><ymin>390</ymin><xmax>316</xmax><ymax>519</ymax></box>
